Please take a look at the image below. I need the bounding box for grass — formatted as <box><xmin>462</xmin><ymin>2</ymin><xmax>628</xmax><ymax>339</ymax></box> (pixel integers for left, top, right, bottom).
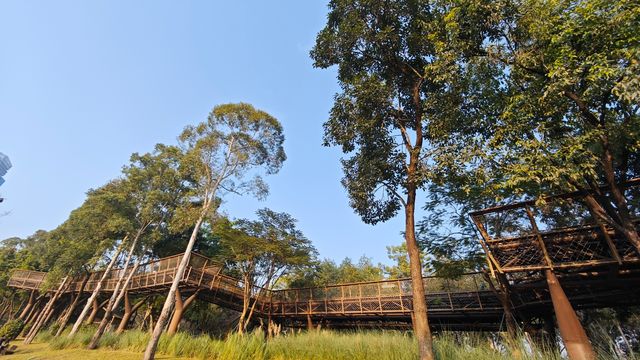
<box><xmin>9</xmin><ymin>327</ymin><xmax>630</xmax><ymax>360</ymax></box>
<box><xmin>4</xmin><ymin>341</ymin><xmax>187</xmax><ymax>360</ymax></box>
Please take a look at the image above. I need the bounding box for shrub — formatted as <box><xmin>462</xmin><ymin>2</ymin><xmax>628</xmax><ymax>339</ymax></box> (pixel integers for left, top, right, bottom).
<box><xmin>0</xmin><ymin>319</ymin><xmax>24</xmax><ymax>341</ymax></box>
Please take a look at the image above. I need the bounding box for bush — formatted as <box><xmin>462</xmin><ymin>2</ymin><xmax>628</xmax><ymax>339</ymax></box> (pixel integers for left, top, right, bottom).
<box><xmin>0</xmin><ymin>319</ymin><xmax>24</xmax><ymax>341</ymax></box>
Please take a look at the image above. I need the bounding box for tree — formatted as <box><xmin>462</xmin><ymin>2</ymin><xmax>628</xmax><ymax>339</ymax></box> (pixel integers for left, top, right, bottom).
<box><xmin>143</xmin><ymin>103</ymin><xmax>286</xmax><ymax>360</ymax></box>
<box><xmin>311</xmin><ymin>1</ymin><xmax>451</xmax><ymax>357</ymax></box>
<box><xmin>87</xmin><ymin>144</ymin><xmax>186</xmax><ymax>348</ymax></box>
<box><xmin>426</xmin><ymin>0</ymin><xmax>640</xmax><ymax>249</ymax></box>
<box><xmin>384</xmin><ymin>243</ymin><xmax>416</xmax><ymax>279</ymax></box>
<box><xmin>25</xmin><ymin>180</ymin><xmax>133</xmax><ymax>343</ymax></box>
<box><xmin>65</xmin><ymin>180</ymin><xmax>136</xmax><ymax>338</ymax></box>
<box><xmin>217</xmin><ymin>208</ymin><xmax>316</xmax><ymax>333</ymax></box>
<box><xmin>284</xmin><ymin>256</ymin><xmax>384</xmax><ymax>288</ymax></box>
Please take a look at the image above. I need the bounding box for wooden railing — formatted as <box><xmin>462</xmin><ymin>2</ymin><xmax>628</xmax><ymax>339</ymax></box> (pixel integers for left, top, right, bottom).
<box><xmin>7</xmin><ymin>253</ymin><xmax>503</xmax><ymax>318</ymax></box>
<box><xmin>470</xmin><ymin>180</ymin><xmax>640</xmax><ymax>273</ymax></box>
<box><xmin>7</xmin><ymin>269</ymin><xmax>47</xmax><ymax>290</ymax></box>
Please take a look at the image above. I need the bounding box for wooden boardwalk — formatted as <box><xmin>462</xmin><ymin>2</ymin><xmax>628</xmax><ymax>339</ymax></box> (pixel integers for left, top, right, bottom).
<box><xmin>8</xmin><ymin>253</ymin><xmax>506</xmax><ymax>330</ymax></box>
<box><xmin>8</xmin><ymin>181</ymin><xmax>640</xmax><ymax>332</ymax></box>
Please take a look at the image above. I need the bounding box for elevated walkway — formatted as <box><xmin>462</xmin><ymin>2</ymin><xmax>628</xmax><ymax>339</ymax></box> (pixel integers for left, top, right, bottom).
<box><xmin>9</xmin><ymin>181</ymin><xmax>640</xmax><ymax>332</ymax></box>
<box><xmin>8</xmin><ymin>253</ymin><xmax>505</xmax><ymax>330</ymax></box>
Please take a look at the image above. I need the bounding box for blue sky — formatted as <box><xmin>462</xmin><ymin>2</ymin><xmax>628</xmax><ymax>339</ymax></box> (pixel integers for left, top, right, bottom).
<box><xmin>0</xmin><ymin>1</ymin><xmax>407</xmax><ymax>265</ymax></box>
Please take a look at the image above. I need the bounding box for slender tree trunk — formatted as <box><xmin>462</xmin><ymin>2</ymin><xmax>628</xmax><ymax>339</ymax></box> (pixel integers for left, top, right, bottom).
<box><xmin>148</xmin><ymin>311</ymin><xmax>154</xmax><ymax>334</ymax></box>
<box><xmin>601</xmin><ymin>147</ymin><xmax>640</xmax><ymax>252</ymax></box>
<box><xmin>69</xmin><ymin>242</ymin><xmax>125</xmax><ymax>337</ymax></box>
<box><xmin>115</xmin><ymin>291</ymin><xmax>132</xmax><ymax>334</ymax></box>
<box><xmin>112</xmin><ymin>252</ymin><xmax>144</xmax><ymax>310</ymax></box>
<box><xmin>22</xmin><ymin>295</ymin><xmax>43</xmax><ymax>324</ymax></box>
<box><xmin>2</xmin><ymin>294</ymin><xmax>15</xmax><ymax>321</ymax></box>
<box><xmin>24</xmin><ymin>277</ymin><xmax>69</xmax><ymax>344</ymax></box>
<box><xmin>12</xmin><ymin>295</ymin><xmax>26</xmax><ymax>321</ymax></box>
<box><xmin>0</xmin><ymin>300</ymin><xmax>9</xmax><ymax>322</ymax></box>
<box><xmin>143</xmin><ymin>216</ymin><xmax>205</xmax><ymax>360</ymax></box>
<box><xmin>55</xmin><ymin>275</ymin><xmax>89</xmax><ymax>337</ymax></box>
<box><xmin>87</xmin><ymin>298</ymin><xmax>100</xmax><ymax>325</ymax></box>
<box><xmin>243</xmin><ymin>281</ymin><xmax>271</xmax><ymax>332</ymax></box>
<box><xmin>20</xmin><ymin>298</ymin><xmax>44</xmax><ymax>337</ymax></box>
<box><xmin>139</xmin><ymin>306</ymin><xmax>151</xmax><ymax>331</ymax></box>
<box><xmin>167</xmin><ymin>289</ymin><xmax>199</xmax><ymax>335</ymax></box>
<box><xmin>87</xmin><ymin>236</ymin><xmax>142</xmax><ymax>349</ymax></box>
<box><xmin>238</xmin><ymin>273</ymin><xmax>252</xmax><ymax>334</ymax></box>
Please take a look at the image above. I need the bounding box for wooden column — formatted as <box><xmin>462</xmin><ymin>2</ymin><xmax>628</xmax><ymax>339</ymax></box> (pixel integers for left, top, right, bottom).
<box><xmin>18</xmin><ymin>290</ymin><xmax>36</xmax><ymax>320</ymax></box>
<box><xmin>306</xmin><ymin>313</ymin><xmax>313</xmax><ymax>331</ymax></box>
<box><xmin>545</xmin><ymin>270</ymin><xmax>595</xmax><ymax>360</ymax></box>
<box><xmin>167</xmin><ymin>288</ymin><xmax>199</xmax><ymax>335</ymax></box>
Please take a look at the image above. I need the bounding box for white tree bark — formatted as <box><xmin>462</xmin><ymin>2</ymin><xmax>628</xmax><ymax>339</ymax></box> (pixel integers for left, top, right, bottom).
<box><xmin>68</xmin><ymin>240</ymin><xmax>125</xmax><ymax>337</ymax></box>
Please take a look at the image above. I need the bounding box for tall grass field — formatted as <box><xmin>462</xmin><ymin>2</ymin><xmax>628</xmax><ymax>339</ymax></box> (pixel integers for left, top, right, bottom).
<box><xmin>33</xmin><ymin>328</ymin><xmax>582</xmax><ymax>360</ymax></box>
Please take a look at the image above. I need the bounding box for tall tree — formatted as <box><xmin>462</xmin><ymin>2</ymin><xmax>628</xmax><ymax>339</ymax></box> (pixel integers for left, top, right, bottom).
<box><xmin>143</xmin><ymin>103</ymin><xmax>286</xmax><ymax>360</ymax></box>
<box><xmin>426</xmin><ymin>0</ymin><xmax>640</xmax><ymax>248</ymax></box>
<box><xmin>87</xmin><ymin>144</ymin><xmax>186</xmax><ymax>347</ymax></box>
<box><xmin>217</xmin><ymin>208</ymin><xmax>316</xmax><ymax>333</ymax></box>
<box><xmin>65</xmin><ymin>180</ymin><xmax>135</xmax><ymax>337</ymax></box>
<box><xmin>311</xmin><ymin>1</ymin><xmax>450</xmax><ymax>358</ymax></box>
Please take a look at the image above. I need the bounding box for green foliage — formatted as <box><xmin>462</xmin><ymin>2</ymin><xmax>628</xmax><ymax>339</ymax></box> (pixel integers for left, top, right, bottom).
<box><xmin>425</xmin><ymin>0</ymin><xmax>640</xmax><ymax>204</ymax></box>
<box><xmin>311</xmin><ymin>0</ymin><xmax>444</xmax><ymax>224</ymax></box>
<box><xmin>121</xmin><ymin>143</ymin><xmax>188</xmax><ymax>253</ymax></box>
<box><xmin>0</xmin><ymin>318</ymin><xmax>23</xmax><ymax>341</ymax></box>
<box><xmin>177</xmin><ymin>102</ymin><xmax>286</xmax><ymax>222</ymax></box>
<box><xmin>384</xmin><ymin>243</ymin><xmax>421</xmax><ymax>278</ymax></box>
<box><xmin>43</xmin><ymin>180</ymin><xmax>135</xmax><ymax>285</ymax></box>
<box><xmin>218</xmin><ymin>208</ymin><xmax>317</xmax><ymax>290</ymax></box>
<box><xmin>285</xmin><ymin>255</ymin><xmax>383</xmax><ymax>288</ymax></box>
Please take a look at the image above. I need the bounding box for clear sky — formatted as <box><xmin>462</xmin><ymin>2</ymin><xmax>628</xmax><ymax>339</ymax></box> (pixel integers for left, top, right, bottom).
<box><xmin>0</xmin><ymin>1</ymin><xmax>408</xmax><ymax>265</ymax></box>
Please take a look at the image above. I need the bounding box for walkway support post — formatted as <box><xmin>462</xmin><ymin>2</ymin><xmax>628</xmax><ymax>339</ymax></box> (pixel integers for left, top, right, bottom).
<box><xmin>18</xmin><ymin>290</ymin><xmax>36</xmax><ymax>320</ymax></box>
<box><xmin>545</xmin><ymin>270</ymin><xmax>595</xmax><ymax>360</ymax></box>
<box><xmin>167</xmin><ymin>288</ymin><xmax>199</xmax><ymax>335</ymax></box>
<box><xmin>306</xmin><ymin>313</ymin><xmax>313</xmax><ymax>331</ymax></box>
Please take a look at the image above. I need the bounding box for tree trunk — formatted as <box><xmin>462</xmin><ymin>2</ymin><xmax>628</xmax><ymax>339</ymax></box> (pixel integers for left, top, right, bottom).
<box><xmin>24</xmin><ymin>276</ymin><xmax>69</xmax><ymax>344</ymax></box>
<box><xmin>69</xmin><ymin>242</ymin><xmax>125</xmax><ymax>337</ymax></box>
<box><xmin>583</xmin><ymin>192</ymin><xmax>640</xmax><ymax>254</ymax></box>
<box><xmin>20</xmin><ymin>297</ymin><xmax>45</xmax><ymax>337</ymax></box>
<box><xmin>111</xmin><ymin>254</ymin><xmax>143</xmax><ymax>312</ymax></box>
<box><xmin>22</xmin><ymin>295</ymin><xmax>43</xmax><ymax>324</ymax></box>
<box><xmin>143</xmin><ymin>216</ymin><xmax>205</xmax><ymax>360</ymax></box>
<box><xmin>0</xmin><ymin>299</ymin><xmax>9</xmax><ymax>322</ymax></box>
<box><xmin>237</xmin><ymin>273</ymin><xmax>252</xmax><ymax>334</ymax></box>
<box><xmin>11</xmin><ymin>295</ymin><xmax>25</xmax><ymax>321</ymax></box>
<box><xmin>86</xmin><ymin>298</ymin><xmax>103</xmax><ymax>325</ymax></box>
<box><xmin>167</xmin><ymin>289</ymin><xmax>199</xmax><ymax>335</ymax></box>
<box><xmin>55</xmin><ymin>275</ymin><xmax>89</xmax><ymax>337</ymax></box>
<box><xmin>405</xmin><ymin>187</ymin><xmax>434</xmax><ymax>360</ymax></box>
<box><xmin>87</xmin><ymin>237</ymin><xmax>142</xmax><ymax>350</ymax></box>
